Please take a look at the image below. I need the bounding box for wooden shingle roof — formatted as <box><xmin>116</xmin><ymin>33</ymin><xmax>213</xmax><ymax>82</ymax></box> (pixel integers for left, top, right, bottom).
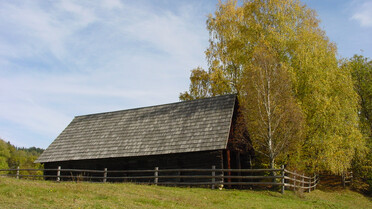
<box><xmin>35</xmin><ymin>94</ymin><xmax>236</xmax><ymax>163</ymax></box>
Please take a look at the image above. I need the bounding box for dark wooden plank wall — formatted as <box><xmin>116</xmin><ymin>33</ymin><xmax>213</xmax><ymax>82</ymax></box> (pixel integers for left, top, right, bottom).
<box><xmin>44</xmin><ymin>150</ymin><xmax>223</xmax><ymax>182</ymax></box>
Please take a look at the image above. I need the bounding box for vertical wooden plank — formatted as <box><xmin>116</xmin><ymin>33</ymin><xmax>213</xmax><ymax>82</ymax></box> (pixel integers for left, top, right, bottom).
<box><xmin>281</xmin><ymin>165</ymin><xmax>285</xmax><ymax>194</ymax></box>
<box><xmin>154</xmin><ymin>167</ymin><xmax>158</xmax><ymax>185</ymax></box>
<box><xmin>293</xmin><ymin>174</ymin><xmax>296</xmax><ymax>191</ymax></box>
<box><xmin>308</xmin><ymin>175</ymin><xmax>311</xmax><ymax>192</ymax></box>
<box><xmin>220</xmin><ymin>150</ymin><xmax>224</xmax><ymax>189</ymax></box>
<box><xmin>177</xmin><ymin>171</ymin><xmax>181</xmax><ymax>182</ymax></box>
<box><xmin>103</xmin><ymin>168</ymin><xmax>107</xmax><ymax>183</ymax></box>
<box><xmin>16</xmin><ymin>166</ymin><xmax>19</xmax><ymax>179</ymax></box>
<box><xmin>212</xmin><ymin>165</ymin><xmax>216</xmax><ymax>189</ymax></box>
<box><xmin>220</xmin><ymin>151</ymin><xmax>224</xmax><ymax>173</ymax></box>
<box><xmin>227</xmin><ymin>150</ymin><xmax>231</xmax><ymax>184</ymax></box>
<box><xmin>236</xmin><ymin>153</ymin><xmax>241</xmax><ymax>184</ymax></box>
<box><xmin>57</xmin><ymin>166</ymin><xmax>61</xmax><ymax>182</ymax></box>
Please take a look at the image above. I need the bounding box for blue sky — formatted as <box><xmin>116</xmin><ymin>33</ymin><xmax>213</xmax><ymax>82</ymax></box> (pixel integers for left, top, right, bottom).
<box><xmin>0</xmin><ymin>0</ymin><xmax>371</xmax><ymax>148</ymax></box>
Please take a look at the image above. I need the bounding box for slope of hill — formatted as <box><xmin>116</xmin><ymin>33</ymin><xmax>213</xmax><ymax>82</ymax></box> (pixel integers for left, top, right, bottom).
<box><xmin>0</xmin><ymin>177</ymin><xmax>371</xmax><ymax>209</ymax></box>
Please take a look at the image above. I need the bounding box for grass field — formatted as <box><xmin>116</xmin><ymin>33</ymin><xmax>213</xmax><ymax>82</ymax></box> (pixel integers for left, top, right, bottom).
<box><xmin>0</xmin><ymin>177</ymin><xmax>371</xmax><ymax>209</ymax></box>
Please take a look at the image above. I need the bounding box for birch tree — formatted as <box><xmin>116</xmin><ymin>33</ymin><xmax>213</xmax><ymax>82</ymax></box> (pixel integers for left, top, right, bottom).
<box><xmin>242</xmin><ymin>42</ymin><xmax>303</xmax><ymax>169</ymax></box>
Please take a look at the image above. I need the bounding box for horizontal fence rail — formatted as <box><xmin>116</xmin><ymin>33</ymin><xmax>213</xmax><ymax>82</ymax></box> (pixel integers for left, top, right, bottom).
<box><xmin>0</xmin><ymin>165</ymin><xmax>320</xmax><ymax>193</ymax></box>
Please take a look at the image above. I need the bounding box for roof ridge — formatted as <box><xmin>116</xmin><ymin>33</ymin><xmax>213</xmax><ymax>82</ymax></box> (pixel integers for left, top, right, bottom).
<box><xmin>75</xmin><ymin>94</ymin><xmax>237</xmax><ymax>118</ymax></box>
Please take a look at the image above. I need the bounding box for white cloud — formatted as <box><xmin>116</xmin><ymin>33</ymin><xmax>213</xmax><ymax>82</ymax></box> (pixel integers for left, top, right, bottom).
<box><xmin>102</xmin><ymin>0</ymin><xmax>124</xmax><ymax>10</ymax></box>
<box><xmin>58</xmin><ymin>0</ymin><xmax>97</xmax><ymax>27</ymax></box>
<box><xmin>351</xmin><ymin>1</ymin><xmax>372</xmax><ymax>27</ymax></box>
<box><xmin>122</xmin><ymin>9</ymin><xmax>205</xmax><ymax>59</ymax></box>
<box><xmin>0</xmin><ymin>2</ymin><xmax>65</xmax><ymax>59</ymax></box>
<box><xmin>0</xmin><ymin>0</ymin><xmax>210</xmax><ymax>148</ymax></box>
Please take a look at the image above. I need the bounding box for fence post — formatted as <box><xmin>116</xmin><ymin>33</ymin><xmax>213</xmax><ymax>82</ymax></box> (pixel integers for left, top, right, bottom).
<box><xmin>154</xmin><ymin>167</ymin><xmax>158</xmax><ymax>185</ymax></box>
<box><xmin>293</xmin><ymin>173</ymin><xmax>296</xmax><ymax>191</ymax></box>
<box><xmin>308</xmin><ymin>175</ymin><xmax>311</xmax><ymax>192</ymax></box>
<box><xmin>350</xmin><ymin>171</ymin><xmax>353</xmax><ymax>184</ymax></box>
<box><xmin>302</xmin><ymin>173</ymin><xmax>304</xmax><ymax>190</ymax></box>
<box><xmin>281</xmin><ymin>165</ymin><xmax>285</xmax><ymax>194</ymax></box>
<box><xmin>178</xmin><ymin>171</ymin><xmax>181</xmax><ymax>183</ymax></box>
<box><xmin>16</xmin><ymin>166</ymin><xmax>19</xmax><ymax>179</ymax></box>
<box><xmin>221</xmin><ymin>170</ymin><xmax>224</xmax><ymax>189</ymax></box>
<box><xmin>314</xmin><ymin>174</ymin><xmax>317</xmax><ymax>190</ymax></box>
<box><xmin>57</xmin><ymin>166</ymin><xmax>61</xmax><ymax>182</ymax></box>
<box><xmin>103</xmin><ymin>168</ymin><xmax>107</xmax><ymax>183</ymax></box>
<box><xmin>212</xmin><ymin>165</ymin><xmax>216</xmax><ymax>189</ymax></box>
<box><xmin>342</xmin><ymin>172</ymin><xmax>345</xmax><ymax>188</ymax></box>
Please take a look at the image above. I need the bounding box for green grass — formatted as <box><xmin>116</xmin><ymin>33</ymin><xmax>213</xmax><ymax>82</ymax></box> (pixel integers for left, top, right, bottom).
<box><xmin>0</xmin><ymin>177</ymin><xmax>371</xmax><ymax>209</ymax></box>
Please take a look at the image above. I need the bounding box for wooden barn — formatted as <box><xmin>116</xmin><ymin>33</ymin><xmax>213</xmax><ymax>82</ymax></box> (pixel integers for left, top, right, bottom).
<box><xmin>35</xmin><ymin>94</ymin><xmax>253</xmax><ymax>180</ymax></box>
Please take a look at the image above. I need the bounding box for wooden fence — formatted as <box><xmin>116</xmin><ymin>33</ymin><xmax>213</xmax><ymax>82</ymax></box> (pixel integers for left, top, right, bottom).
<box><xmin>0</xmin><ymin>165</ymin><xmax>319</xmax><ymax>193</ymax></box>
<box><xmin>342</xmin><ymin>171</ymin><xmax>353</xmax><ymax>188</ymax></box>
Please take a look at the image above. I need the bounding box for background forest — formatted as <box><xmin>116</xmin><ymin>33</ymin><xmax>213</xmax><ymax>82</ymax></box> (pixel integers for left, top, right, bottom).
<box><xmin>0</xmin><ymin>139</ymin><xmax>44</xmax><ymax>174</ymax></box>
<box><xmin>180</xmin><ymin>0</ymin><xmax>372</xmax><ymax>193</ymax></box>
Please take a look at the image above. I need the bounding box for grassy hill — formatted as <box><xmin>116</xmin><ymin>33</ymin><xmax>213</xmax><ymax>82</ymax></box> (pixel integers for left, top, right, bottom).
<box><xmin>0</xmin><ymin>177</ymin><xmax>371</xmax><ymax>209</ymax></box>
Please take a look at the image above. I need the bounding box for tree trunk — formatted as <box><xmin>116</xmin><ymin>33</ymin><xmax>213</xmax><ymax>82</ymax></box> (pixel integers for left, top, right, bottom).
<box><xmin>270</xmin><ymin>158</ymin><xmax>276</xmax><ymax>182</ymax></box>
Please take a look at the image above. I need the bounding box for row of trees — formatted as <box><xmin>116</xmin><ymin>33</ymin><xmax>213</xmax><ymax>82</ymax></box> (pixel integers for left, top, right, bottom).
<box><xmin>0</xmin><ymin>139</ymin><xmax>44</xmax><ymax>171</ymax></box>
<box><xmin>180</xmin><ymin>0</ymin><xmax>371</xmax><ymax>190</ymax></box>
<box><xmin>347</xmin><ymin>55</ymin><xmax>372</xmax><ymax>191</ymax></box>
